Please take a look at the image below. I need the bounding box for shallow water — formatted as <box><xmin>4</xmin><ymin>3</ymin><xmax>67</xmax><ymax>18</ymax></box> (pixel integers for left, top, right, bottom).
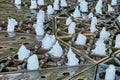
<box><xmin>0</xmin><ymin>65</ymin><xmax>96</xmax><ymax>80</ymax></box>
<box><xmin>0</xmin><ymin>0</ymin><xmax>36</xmax><ymax>23</ymax></box>
<box><xmin>0</xmin><ymin>32</ymin><xmax>37</xmax><ymax>59</ymax></box>
<box><xmin>0</xmin><ymin>0</ymin><xmax>120</xmax><ymax>80</ymax></box>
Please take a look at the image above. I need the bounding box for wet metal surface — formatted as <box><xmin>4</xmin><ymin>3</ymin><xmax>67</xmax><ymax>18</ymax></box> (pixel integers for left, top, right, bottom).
<box><xmin>0</xmin><ymin>0</ymin><xmax>120</xmax><ymax>80</ymax></box>
<box><xmin>0</xmin><ymin>32</ymin><xmax>37</xmax><ymax>60</ymax></box>
<box><xmin>0</xmin><ymin>65</ymin><xmax>96</xmax><ymax>80</ymax></box>
<box><xmin>0</xmin><ymin>0</ymin><xmax>34</xmax><ymax>22</ymax></box>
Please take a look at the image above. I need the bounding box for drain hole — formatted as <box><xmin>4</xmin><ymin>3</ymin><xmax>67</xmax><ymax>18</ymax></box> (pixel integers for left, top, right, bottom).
<box><xmin>41</xmin><ymin>76</ymin><xmax>46</xmax><ymax>78</ymax></box>
<box><xmin>99</xmin><ymin>72</ymin><xmax>105</xmax><ymax>79</ymax></box>
<box><xmin>23</xmin><ymin>43</ymin><xmax>29</xmax><ymax>45</ymax></box>
<box><xmin>9</xmin><ymin>48</ymin><xmax>14</xmax><ymax>50</ymax></box>
<box><xmin>30</xmin><ymin>48</ymin><xmax>34</xmax><ymax>51</ymax></box>
<box><xmin>62</xmin><ymin>72</ymin><xmax>70</xmax><ymax>76</ymax></box>
<box><xmin>27</xmin><ymin>16</ymin><xmax>31</xmax><ymax>18</ymax></box>
<box><xmin>21</xmin><ymin>37</ymin><xmax>26</xmax><ymax>39</ymax></box>
<box><xmin>78</xmin><ymin>79</ymin><xmax>84</xmax><ymax>80</ymax></box>
<box><xmin>4</xmin><ymin>35</ymin><xmax>8</xmax><ymax>37</ymax></box>
<box><xmin>0</xmin><ymin>47</ymin><xmax>3</xmax><ymax>49</ymax></box>
<box><xmin>1</xmin><ymin>69</ymin><xmax>9</xmax><ymax>72</ymax></box>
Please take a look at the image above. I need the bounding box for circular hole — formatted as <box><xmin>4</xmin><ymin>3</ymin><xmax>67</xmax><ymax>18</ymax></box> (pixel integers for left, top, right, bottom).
<box><xmin>116</xmin><ymin>71</ymin><xmax>120</xmax><ymax>76</ymax></box>
<box><xmin>31</xmin><ymin>13</ymin><xmax>34</xmax><ymax>14</ymax></box>
<box><xmin>23</xmin><ymin>43</ymin><xmax>29</xmax><ymax>45</ymax></box>
<box><xmin>27</xmin><ymin>16</ymin><xmax>31</xmax><ymax>18</ymax></box>
<box><xmin>78</xmin><ymin>79</ymin><xmax>84</xmax><ymax>80</ymax></box>
<box><xmin>62</xmin><ymin>72</ymin><xmax>70</xmax><ymax>76</ymax></box>
<box><xmin>30</xmin><ymin>48</ymin><xmax>34</xmax><ymax>51</ymax></box>
<box><xmin>1</xmin><ymin>69</ymin><xmax>9</xmax><ymax>72</ymax></box>
<box><xmin>9</xmin><ymin>48</ymin><xmax>14</xmax><ymax>50</ymax></box>
<box><xmin>0</xmin><ymin>47</ymin><xmax>3</xmax><ymax>49</ymax></box>
<box><xmin>99</xmin><ymin>72</ymin><xmax>105</xmax><ymax>79</ymax></box>
<box><xmin>21</xmin><ymin>37</ymin><xmax>26</xmax><ymax>39</ymax></box>
<box><xmin>41</xmin><ymin>76</ymin><xmax>46</xmax><ymax>78</ymax></box>
<box><xmin>4</xmin><ymin>35</ymin><xmax>8</xmax><ymax>37</ymax></box>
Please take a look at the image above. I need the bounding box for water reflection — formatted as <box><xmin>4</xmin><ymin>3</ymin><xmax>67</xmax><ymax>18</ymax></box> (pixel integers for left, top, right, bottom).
<box><xmin>82</xmin><ymin>13</ymin><xmax>88</xmax><ymax>19</ymax></box>
<box><xmin>27</xmin><ymin>71</ymin><xmax>40</xmax><ymax>80</ymax></box>
<box><xmin>47</xmin><ymin>14</ymin><xmax>55</xmax><ymax>20</ymax></box>
<box><xmin>7</xmin><ymin>32</ymin><xmax>16</xmax><ymax>37</ymax></box>
<box><xmin>36</xmin><ymin>35</ymin><xmax>44</xmax><ymax>42</ymax></box>
<box><xmin>30</xmin><ymin>9</ymin><xmax>37</xmax><ymax>15</ymax></box>
<box><xmin>15</xmin><ymin>4</ymin><xmax>21</xmax><ymax>10</ymax></box>
<box><xmin>2</xmin><ymin>73</ymin><xmax>23</xmax><ymax>80</ymax></box>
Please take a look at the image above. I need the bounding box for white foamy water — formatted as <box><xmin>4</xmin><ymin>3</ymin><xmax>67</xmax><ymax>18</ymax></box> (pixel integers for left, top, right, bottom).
<box><xmin>37</xmin><ymin>0</ymin><xmax>44</xmax><ymax>6</ymax></box>
<box><xmin>80</xmin><ymin>0</ymin><xmax>88</xmax><ymax>12</ymax></box>
<box><xmin>66</xmin><ymin>17</ymin><xmax>72</xmax><ymax>25</ymax></box>
<box><xmin>68</xmin><ymin>22</ymin><xmax>76</xmax><ymax>35</ymax></box>
<box><xmin>111</xmin><ymin>0</ymin><xmax>117</xmax><ymax>5</ymax></box>
<box><xmin>115</xmin><ymin>34</ymin><xmax>120</xmax><ymax>48</ymax></box>
<box><xmin>108</xmin><ymin>4</ymin><xmax>114</xmax><ymax>12</ymax></box>
<box><xmin>72</xmin><ymin>6</ymin><xmax>81</xmax><ymax>18</ymax></box>
<box><xmin>66</xmin><ymin>48</ymin><xmax>79</xmax><ymax>66</ymax></box>
<box><xmin>15</xmin><ymin>0</ymin><xmax>21</xmax><ymax>5</ymax></box>
<box><xmin>53</xmin><ymin>0</ymin><xmax>59</xmax><ymax>10</ymax></box>
<box><xmin>100</xmin><ymin>27</ymin><xmax>110</xmax><ymax>40</ymax></box>
<box><xmin>105</xmin><ymin>65</ymin><xmax>116</xmax><ymax>80</ymax></box>
<box><xmin>30</xmin><ymin>0</ymin><xmax>37</xmax><ymax>9</ymax></box>
<box><xmin>27</xmin><ymin>54</ymin><xmax>39</xmax><ymax>70</ymax></box>
<box><xmin>60</xmin><ymin>0</ymin><xmax>68</xmax><ymax>7</ymax></box>
<box><xmin>75</xmin><ymin>34</ymin><xmax>87</xmax><ymax>45</ymax></box>
<box><xmin>47</xmin><ymin>5</ymin><xmax>54</xmax><ymax>14</ymax></box>
<box><xmin>92</xmin><ymin>39</ymin><xmax>107</xmax><ymax>55</ymax></box>
<box><xmin>95</xmin><ymin>0</ymin><xmax>102</xmax><ymax>15</ymax></box>
<box><xmin>7</xmin><ymin>18</ymin><xmax>17</xmax><ymax>32</ymax></box>
<box><xmin>48</xmin><ymin>41</ymin><xmax>63</xmax><ymax>57</ymax></box>
<box><xmin>17</xmin><ymin>45</ymin><xmax>30</xmax><ymax>61</ymax></box>
<box><xmin>42</xmin><ymin>34</ymin><xmax>56</xmax><ymax>49</ymax></box>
